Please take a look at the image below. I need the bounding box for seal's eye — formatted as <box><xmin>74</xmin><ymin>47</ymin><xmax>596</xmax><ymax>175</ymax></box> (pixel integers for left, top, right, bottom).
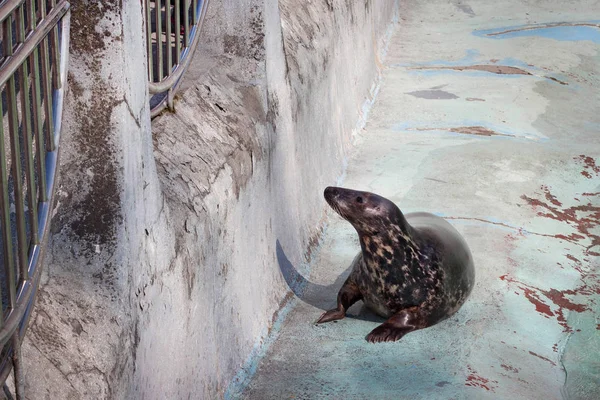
<box><xmin>356</xmin><ymin>196</ymin><xmax>363</xmax><ymax>204</ymax></box>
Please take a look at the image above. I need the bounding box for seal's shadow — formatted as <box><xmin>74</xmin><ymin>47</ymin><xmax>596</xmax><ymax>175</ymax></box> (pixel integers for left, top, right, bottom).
<box><xmin>276</xmin><ymin>239</ymin><xmax>384</xmax><ymax>323</ymax></box>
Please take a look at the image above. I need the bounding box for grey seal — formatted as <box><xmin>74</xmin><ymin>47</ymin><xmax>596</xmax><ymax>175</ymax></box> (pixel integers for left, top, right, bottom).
<box><xmin>317</xmin><ymin>187</ymin><xmax>475</xmax><ymax>343</ymax></box>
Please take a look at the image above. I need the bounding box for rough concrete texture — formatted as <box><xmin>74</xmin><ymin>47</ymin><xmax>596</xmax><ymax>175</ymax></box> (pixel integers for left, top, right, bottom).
<box><xmin>245</xmin><ymin>0</ymin><xmax>599</xmax><ymax>399</ymax></box>
<box><xmin>18</xmin><ymin>0</ymin><xmax>398</xmax><ymax>399</ymax></box>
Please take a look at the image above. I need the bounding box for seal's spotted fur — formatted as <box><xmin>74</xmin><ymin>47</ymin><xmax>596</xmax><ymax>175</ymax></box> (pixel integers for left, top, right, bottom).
<box><xmin>318</xmin><ymin>187</ymin><xmax>475</xmax><ymax>343</ymax></box>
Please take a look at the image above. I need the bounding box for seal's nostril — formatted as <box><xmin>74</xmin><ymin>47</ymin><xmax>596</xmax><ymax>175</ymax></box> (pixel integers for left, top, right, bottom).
<box><xmin>356</xmin><ymin>196</ymin><xmax>363</xmax><ymax>204</ymax></box>
<box><xmin>324</xmin><ymin>187</ymin><xmax>339</xmax><ymax>199</ymax></box>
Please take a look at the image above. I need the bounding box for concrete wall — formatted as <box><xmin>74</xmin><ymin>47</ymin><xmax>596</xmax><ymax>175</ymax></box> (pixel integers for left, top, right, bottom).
<box><xmin>21</xmin><ymin>0</ymin><xmax>397</xmax><ymax>398</ymax></box>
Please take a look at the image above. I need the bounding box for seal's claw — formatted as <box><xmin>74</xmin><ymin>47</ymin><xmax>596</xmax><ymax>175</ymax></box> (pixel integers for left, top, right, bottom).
<box><xmin>316</xmin><ymin>308</ymin><xmax>346</xmax><ymax>324</ymax></box>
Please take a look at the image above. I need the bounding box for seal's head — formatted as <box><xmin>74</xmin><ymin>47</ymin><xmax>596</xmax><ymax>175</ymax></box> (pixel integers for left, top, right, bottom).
<box><xmin>324</xmin><ymin>186</ymin><xmax>405</xmax><ymax>236</ymax></box>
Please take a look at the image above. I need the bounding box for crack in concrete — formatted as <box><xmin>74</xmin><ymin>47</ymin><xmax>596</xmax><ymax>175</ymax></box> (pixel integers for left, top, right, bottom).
<box><xmin>444</xmin><ymin>216</ymin><xmax>586</xmax><ymax>247</ymax></box>
<box><xmin>558</xmin><ymin>331</ymin><xmax>574</xmax><ymax>399</ymax></box>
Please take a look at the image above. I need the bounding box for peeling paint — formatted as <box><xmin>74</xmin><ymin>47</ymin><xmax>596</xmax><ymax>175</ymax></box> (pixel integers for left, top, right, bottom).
<box><xmin>575</xmin><ymin>155</ymin><xmax>600</xmax><ymax>179</ymax></box>
<box><xmin>500</xmin><ymin>269</ymin><xmax>597</xmax><ymax>333</ymax></box>
<box><xmin>521</xmin><ymin>183</ymin><xmax>600</xmax><ymax>256</ymax></box>
<box><xmin>409</xmin><ymin>64</ymin><xmax>569</xmax><ymax>85</ymax></box>
<box><xmin>410</xmin><ymin>64</ymin><xmax>532</xmax><ymax>75</ymax></box>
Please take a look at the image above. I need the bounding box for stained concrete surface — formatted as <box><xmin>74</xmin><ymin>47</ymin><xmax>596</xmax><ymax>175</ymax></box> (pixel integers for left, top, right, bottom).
<box><xmin>244</xmin><ymin>1</ymin><xmax>600</xmax><ymax>399</ymax></box>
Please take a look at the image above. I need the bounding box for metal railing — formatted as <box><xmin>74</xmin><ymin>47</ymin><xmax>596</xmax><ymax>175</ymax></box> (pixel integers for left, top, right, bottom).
<box><xmin>145</xmin><ymin>0</ymin><xmax>210</xmax><ymax>117</ymax></box>
<box><xmin>0</xmin><ymin>1</ymin><xmax>70</xmax><ymax>398</ymax></box>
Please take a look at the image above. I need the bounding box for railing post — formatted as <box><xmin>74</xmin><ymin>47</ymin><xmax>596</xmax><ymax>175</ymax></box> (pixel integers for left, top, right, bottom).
<box><xmin>18</xmin><ymin>0</ymin><xmax>161</xmax><ymax>397</ymax></box>
<box><xmin>0</xmin><ymin>1</ymin><xmax>71</xmax><ymax>397</ymax></box>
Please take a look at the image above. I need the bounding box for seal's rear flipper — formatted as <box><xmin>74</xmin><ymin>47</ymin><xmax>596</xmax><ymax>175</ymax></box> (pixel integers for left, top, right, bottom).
<box><xmin>365</xmin><ymin>306</ymin><xmax>421</xmax><ymax>343</ymax></box>
<box><xmin>316</xmin><ymin>279</ymin><xmax>362</xmax><ymax>324</ymax></box>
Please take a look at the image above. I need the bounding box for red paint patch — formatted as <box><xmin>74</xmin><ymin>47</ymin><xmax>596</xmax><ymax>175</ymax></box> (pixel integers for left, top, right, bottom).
<box><xmin>521</xmin><ymin>184</ymin><xmax>599</xmax><ymax>256</ymax></box>
<box><xmin>575</xmin><ymin>155</ymin><xmax>600</xmax><ymax>179</ymax></box>
<box><xmin>520</xmin><ymin>286</ymin><xmax>553</xmax><ymax>317</ymax></box>
<box><xmin>502</xmin><ymin>274</ymin><xmax>592</xmax><ymax>332</ymax></box>
<box><xmin>465</xmin><ymin>366</ymin><xmax>498</xmax><ymax>392</ymax></box>
<box><xmin>505</xmin><ymin>184</ymin><xmax>600</xmax><ymax>331</ymax></box>
<box><xmin>528</xmin><ymin>351</ymin><xmax>557</xmax><ymax>366</ymax></box>
<box><xmin>541</xmin><ymin>185</ymin><xmax>562</xmax><ymax>207</ymax></box>
<box><xmin>554</xmin><ymin>233</ymin><xmax>586</xmax><ymax>242</ymax></box>
<box><xmin>541</xmin><ymin>288</ymin><xmax>588</xmax><ymax>328</ymax></box>
<box><xmin>543</xmin><ymin>289</ymin><xmax>587</xmax><ymax>313</ymax></box>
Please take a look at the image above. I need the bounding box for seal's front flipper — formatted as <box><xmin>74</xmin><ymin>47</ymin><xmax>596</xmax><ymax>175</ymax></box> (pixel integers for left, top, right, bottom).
<box><xmin>316</xmin><ymin>308</ymin><xmax>346</xmax><ymax>323</ymax></box>
<box><xmin>365</xmin><ymin>306</ymin><xmax>422</xmax><ymax>343</ymax></box>
<box><xmin>316</xmin><ymin>279</ymin><xmax>362</xmax><ymax>324</ymax></box>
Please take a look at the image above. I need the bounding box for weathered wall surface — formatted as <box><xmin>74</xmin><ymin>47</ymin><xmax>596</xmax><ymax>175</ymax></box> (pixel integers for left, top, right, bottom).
<box><xmin>21</xmin><ymin>0</ymin><xmax>397</xmax><ymax>398</ymax></box>
<box><xmin>21</xmin><ymin>1</ymin><xmax>159</xmax><ymax>398</ymax></box>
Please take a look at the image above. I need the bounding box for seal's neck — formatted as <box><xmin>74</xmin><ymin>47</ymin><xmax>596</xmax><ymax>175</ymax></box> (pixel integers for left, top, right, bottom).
<box><xmin>358</xmin><ymin>219</ymin><xmax>417</xmax><ymax>264</ymax></box>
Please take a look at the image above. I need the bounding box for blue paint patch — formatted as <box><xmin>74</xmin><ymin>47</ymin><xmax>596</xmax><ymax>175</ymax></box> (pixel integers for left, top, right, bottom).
<box><xmin>406</xmin><ymin>69</ymin><xmax>529</xmax><ymax>79</ymax></box>
<box><xmin>474</xmin><ymin>22</ymin><xmax>600</xmax><ymax>43</ymax></box>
